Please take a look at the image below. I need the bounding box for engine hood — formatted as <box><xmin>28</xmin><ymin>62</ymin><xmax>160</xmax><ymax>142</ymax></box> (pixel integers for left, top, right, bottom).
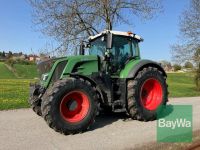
<box><xmin>39</xmin><ymin>55</ymin><xmax>99</xmax><ymax>88</ymax></box>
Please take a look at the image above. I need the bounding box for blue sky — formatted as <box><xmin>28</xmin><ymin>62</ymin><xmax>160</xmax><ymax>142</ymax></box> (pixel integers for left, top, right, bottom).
<box><xmin>0</xmin><ymin>0</ymin><xmax>189</xmax><ymax>61</ymax></box>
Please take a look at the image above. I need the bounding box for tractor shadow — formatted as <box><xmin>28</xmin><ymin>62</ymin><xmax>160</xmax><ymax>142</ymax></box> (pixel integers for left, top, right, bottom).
<box><xmin>156</xmin><ymin>104</ymin><xmax>174</xmax><ymax>119</ymax></box>
<box><xmin>89</xmin><ymin>112</ymin><xmax>130</xmax><ymax>131</ymax></box>
<box><xmin>89</xmin><ymin>104</ymin><xmax>173</xmax><ymax>131</ymax></box>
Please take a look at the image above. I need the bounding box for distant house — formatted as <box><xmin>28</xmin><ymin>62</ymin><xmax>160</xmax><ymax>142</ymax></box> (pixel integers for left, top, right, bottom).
<box><xmin>159</xmin><ymin>61</ymin><xmax>174</xmax><ymax>72</ymax></box>
<box><xmin>0</xmin><ymin>50</ymin><xmax>47</xmax><ymax>62</ymax></box>
<box><xmin>164</xmin><ymin>65</ymin><xmax>174</xmax><ymax>72</ymax></box>
<box><xmin>12</xmin><ymin>52</ymin><xmax>26</xmax><ymax>60</ymax></box>
<box><xmin>13</xmin><ymin>52</ymin><xmax>22</xmax><ymax>57</ymax></box>
<box><xmin>28</xmin><ymin>55</ymin><xmax>40</xmax><ymax>62</ymax></box>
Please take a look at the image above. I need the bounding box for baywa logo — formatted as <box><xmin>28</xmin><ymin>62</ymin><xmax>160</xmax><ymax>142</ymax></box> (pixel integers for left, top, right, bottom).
<box><xmin>158</xmin><ymin>118</ymin><xmax>192</xmax><ymax>130</ymax></box>
<box><xmin>157</xmin><ymin>105</ymin><xmax>193</xmax><ymax>142</ymax></box>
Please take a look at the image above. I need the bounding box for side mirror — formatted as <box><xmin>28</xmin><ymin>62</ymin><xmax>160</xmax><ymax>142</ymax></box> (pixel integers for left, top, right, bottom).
<box><xmin>106</xmin><ymin>32</ymin><xmax>112</xmax><ymax>49</ymax></box>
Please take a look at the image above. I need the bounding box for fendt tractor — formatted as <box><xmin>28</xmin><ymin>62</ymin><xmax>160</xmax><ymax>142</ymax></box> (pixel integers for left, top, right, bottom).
<box><xmin>29</xmin><ymin>30</ymin><xmax>168</xmax><ymax>135</ymax></box>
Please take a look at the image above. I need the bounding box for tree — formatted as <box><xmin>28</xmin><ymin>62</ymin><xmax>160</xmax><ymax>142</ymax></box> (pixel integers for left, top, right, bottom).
<box><xmin>29</xmin><ymin>0</ymin><xmax>162</xmax><ymax>55</ymax></box>
<box><xmin>195</xmin><ymin>63</ymin><xmax>200</xmax><ymax>90</ymax></box>
<box><xmin>2</xmin><ymin>51</ymin><xmax>5</xmax><ymax>57</ymax></box>
<box><xmin>194</xmin><ymin>48</ymin><xmax>200</xmax><ymax>90</ymax></box>
<box><xmin>173</xmin><ymin>64</ymin><xmax>181</xmax><ymax>72</ymax></box>
<box><xmin>172</xmin><ymin>0</ymin><xmax>200</xmax><ymax>63</ymax></box>
<box><xmin>194</xmin><ymin>48</ymin><xmax>200</xmax><ymax>65</ymax></box>
<box><xmin>184</xmin><ymin>61</ymin><xmax>193</xmax><ymax>69</ymax></box>
<box><xmin>7</xmin><ymin>51</ymin><xmax>12</xmax><ymax>58</ymax></box>
<box><xmin>171</xmin><ymin>0</ymin><xmax>200</xmax><ymax>90</ymax></box>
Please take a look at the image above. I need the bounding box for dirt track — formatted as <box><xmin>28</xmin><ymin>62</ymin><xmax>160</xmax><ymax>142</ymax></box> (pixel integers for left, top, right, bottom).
<box><xmin>0</xmin><ymin>97</ymin><xmax>200</xmax><ymax>150</ymax></box>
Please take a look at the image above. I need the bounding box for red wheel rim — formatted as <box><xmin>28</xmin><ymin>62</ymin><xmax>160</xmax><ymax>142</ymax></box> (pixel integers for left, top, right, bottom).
<box><xmin>60</xmin><ymin>91</ymin><xmax>90</xmax><ymax>123</ymax></box>
<box><xmin>140</xmin><ymin>78</ymin><xmax>163</xmax><ymax>110</ymax></box>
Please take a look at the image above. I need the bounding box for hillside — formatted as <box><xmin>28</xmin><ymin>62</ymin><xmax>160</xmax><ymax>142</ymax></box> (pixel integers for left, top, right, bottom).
<box><xmin>13</xmin><ymin>64</ymin><xmax>38</xmax><ymax>79</ymax></box>
<box><xmin>0</xmin><ymin>62</ymin><xmax>16</xmax><ymax>79</ymax></box>
<box><xmin>0</xmin><ymin>62</ymin><xmax>38</xmax><ymax>79</ymax></box>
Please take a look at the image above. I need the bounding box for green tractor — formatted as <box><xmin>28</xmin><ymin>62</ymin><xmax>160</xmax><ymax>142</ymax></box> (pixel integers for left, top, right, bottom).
<box><xmin>29</xmin><ymin>30</ymin><xmax>168</xmax><ymax>134</ymax></box>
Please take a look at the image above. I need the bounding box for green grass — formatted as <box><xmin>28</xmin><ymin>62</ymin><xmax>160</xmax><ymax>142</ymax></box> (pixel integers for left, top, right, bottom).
<box><xmin>0</xmin><ymin>79</ymin><xmax>36</xmax><ymax>110</ymax></box>
<box><xmin>0</xmin><ymin>62</ymin><xmax>16</xmax><ymax>79</ymax></box>
<box><xmin>0</xmin><ymin>62</ymin><xmax>38</xmax><ymax>110</ymax></box>
<box><xmin>0</xmin><ymin>62</ymin><xmax>38</xmax><ymax>79</ymax></box>
<box><xmin>13</xmin><ymin>64</ymin><xmax>38</xmax><ymax>79</ymax></box>
<box><xmin>167</xmin><ymin>73</ymin><xmax>200</xmax><ymax>97</ymax></box>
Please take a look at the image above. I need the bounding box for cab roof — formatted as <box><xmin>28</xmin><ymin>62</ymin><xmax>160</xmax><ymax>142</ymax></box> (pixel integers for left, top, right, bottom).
<box><xmin>88</xmin><ymin>30</ymin><xmax>143</xmax><ymax>41</ymax></box>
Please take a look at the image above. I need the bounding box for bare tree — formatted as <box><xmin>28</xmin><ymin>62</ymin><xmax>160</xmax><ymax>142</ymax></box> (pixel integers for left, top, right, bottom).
<box><xmin>194</xmin><ymin>48</ymin><xmax>200</xmax><ymax>90</ymax></box>
<box><xmin>29</xmin><ymin>0</ymin><xmax>162</xmax><ymax>55</ymax></box>
<box><xmin>171</xmin><ymin>0</ymin><xmax>200</xmax><ymax>90</ymax></box>
<box><xmin>172</xmin><ymin>0</ymin><xmax>200</xmax><ymax>64</ymax></box>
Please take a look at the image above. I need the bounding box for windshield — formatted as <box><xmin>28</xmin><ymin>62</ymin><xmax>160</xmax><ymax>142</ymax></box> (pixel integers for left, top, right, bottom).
<box><xmin>89</xmin><ymin>35</ymin><xmax>139</xmax><ymax>65</ymax></box>
<box><xmin>89</xmin><ymin>37</ymin><xmax>106</xmax><ymax>57</ymax></box>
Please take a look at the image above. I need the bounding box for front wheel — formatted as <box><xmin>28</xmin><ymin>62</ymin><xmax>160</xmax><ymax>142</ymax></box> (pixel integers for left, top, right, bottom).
<box><xmin>127</xmin><ymin>67</ymin><xmax>168</xmax><ymax>121</ymax></box>
<box><xmin>41</xmin><ymin>78</ymin><xmax>98</xmax><ymax>135</ymax></box>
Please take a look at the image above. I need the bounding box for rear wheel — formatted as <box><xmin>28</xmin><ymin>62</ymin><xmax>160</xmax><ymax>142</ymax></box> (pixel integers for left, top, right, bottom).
<box><xmin>127</xmin><ymin>67</ymin><xmax>168</xmax><ymax>121</ymax></box>
<box><xmin>41</xmin><ymin>78</ymin><xmax>98</xmax><ymax>134</ymax></box>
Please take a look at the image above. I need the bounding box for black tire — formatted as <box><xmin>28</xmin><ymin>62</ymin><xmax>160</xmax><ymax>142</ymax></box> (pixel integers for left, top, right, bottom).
<box><xmin>41</xmin><ymin>78</ymin><xmax>98</xmax><ymax>135</ymax></box>
<box><xmin>127</xmin><ymin>67</ymin><xmax>168</xmax><ymax>121</ymax></box>
<box><xmin>28</xmin><ymin>86</ymin><xmax>42</xmax><ymax>116</ymax></box>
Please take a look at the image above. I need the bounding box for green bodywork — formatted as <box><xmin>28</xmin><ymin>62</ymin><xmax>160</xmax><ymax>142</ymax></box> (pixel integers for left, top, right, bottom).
<box><xmin>119</xmin><ymin>57</ymin><xmax>140</xmax><ymax>78</ymax></box>
<box><xmin>41</xmin><ymin>55</ymin><xmax>99</xmax><ymax>88</ymax></box>
<box><xmin>41</xmin><ymin>55</ymin><xmax>143</xmax><ymax>88</ymax></box>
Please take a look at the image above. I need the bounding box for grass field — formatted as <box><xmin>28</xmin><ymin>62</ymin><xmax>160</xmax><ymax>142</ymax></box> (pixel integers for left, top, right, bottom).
<box><xmin>0</xmin><ymin>62</ymin><xmax>16</xmax><ymax>79</ymax></box>
<box><xmin>167</xmin><ymin>73</ymin><xmax>200</xmax><ymax>97</ymax></box>
<box><xmin>0</xmin><ymin>79</ymin><xmax>36</xmax><ymax>110</ymax></box>
<box><xmin>0</xmin><ymin>70</ymin><xmax>200</xmax><ymax>110</ymax></box>
<box><xmin>0</xmin><ymin>62</ymin><xmax>38</xmax><ymax>110</ymax></box>
<box><xmin>0</xmin><ymin>62</ymin><xmax>38</xmax><ymax>79</ymax></box>
<box><xmin>13</xmin><ymin>64</ymin><xmax>38</xmax><ymax>79</ymax></box>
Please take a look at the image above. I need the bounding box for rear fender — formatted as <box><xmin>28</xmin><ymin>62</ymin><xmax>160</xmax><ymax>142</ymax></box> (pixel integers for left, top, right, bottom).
<box><xmin>127</xmin><ymin>60</ymin><xmax>167</xmax><ymax>79</ymax></box>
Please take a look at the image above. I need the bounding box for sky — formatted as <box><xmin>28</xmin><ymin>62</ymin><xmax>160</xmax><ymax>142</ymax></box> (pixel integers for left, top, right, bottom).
<box><xmin>0</xmin><ymin>0</ymin><xmax>189</xmax><ymax>61</ymax></box>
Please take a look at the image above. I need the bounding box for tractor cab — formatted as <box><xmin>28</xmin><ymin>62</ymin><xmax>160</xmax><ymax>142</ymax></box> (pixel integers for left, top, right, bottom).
<box><xmin>87</xmin><ymin>30</ymin><xmax>143</xmax><ymax>73</ymax></box>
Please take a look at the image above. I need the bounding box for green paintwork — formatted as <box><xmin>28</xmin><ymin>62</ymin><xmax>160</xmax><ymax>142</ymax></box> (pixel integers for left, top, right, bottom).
<box><xmin>119</xmin><ymin>58</ymin><xmax>141</xmax><ymax>78</ymax></box>
<box><xmin>61</xmin><ymin>55</ymin><xmax>98</xmax><ymax>76</ymax></box>
<box><xmin>40</xmin><ymin>55</ymin><xmax>98</xmax><ymax>88</ymax></box>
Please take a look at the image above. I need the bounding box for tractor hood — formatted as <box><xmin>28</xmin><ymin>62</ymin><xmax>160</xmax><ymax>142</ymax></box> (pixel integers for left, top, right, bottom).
<box><xmin>38</xmin><ymin>55</ymin><xmax>99</xmax><ymax>88</ymax></box>
<box><xmin>37</xmin><ymin>55</ymin><xmax>98</xmax><ymax>76</ymax></box>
